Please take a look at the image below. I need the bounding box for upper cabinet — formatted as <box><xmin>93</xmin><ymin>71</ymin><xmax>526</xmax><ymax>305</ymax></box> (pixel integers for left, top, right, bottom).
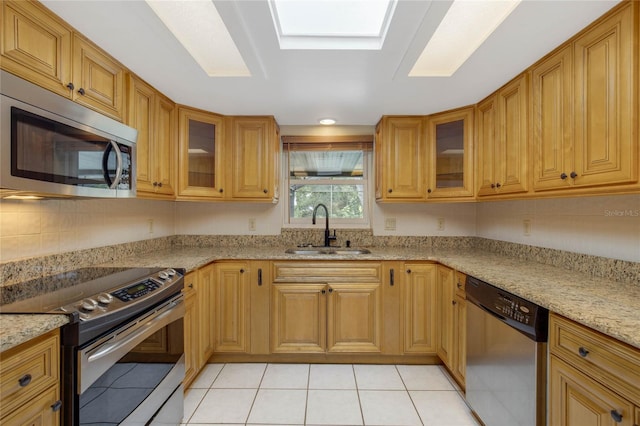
<box><xmin>426</xmin><ymin>107</ymin><xmax>475</xmax><ymax>200</ymax></box>
<box><xmin>476</xmin><ymin>73</ymin><xmax>529</xmax><ymax>197</ymax></box>
<box><xmin>227</xmin><ymin>117</ymin><xmax>280</xmax><ymax>202</ymax></box>
<box><xmin>533</xmin><ymin>2</ymin><xmax>638</xmax><ymax>192</ymax></box>
<box><xmin>177</xmin><ymin>108</ymin><xmax>280</xmax><ymax>201</ymax></box>
<box><xmin>178</xmin><ymin>107</ymin><xmax>225</xmax><ymax>199</ymax></box>
<box><xmin>375</xmin><ymin>116</ymin><xmax>426</xmax><ymax>201</ymax></box>
<box><xmin>127</xmin><ymin>74</ymin><xmax>176</xmax><ymax>198</ymax></box>
<box><xmin>1</xmin><ymin>2</ymin><xmax>125</xmax><ymax>121</ymax></box>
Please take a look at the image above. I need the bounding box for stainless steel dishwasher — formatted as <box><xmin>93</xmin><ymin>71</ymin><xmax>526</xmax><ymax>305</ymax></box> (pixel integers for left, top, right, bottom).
<box><xmin>465</xmin><ymin>276</ymin><xmax>549</xmax><ymax>426</ymax></box>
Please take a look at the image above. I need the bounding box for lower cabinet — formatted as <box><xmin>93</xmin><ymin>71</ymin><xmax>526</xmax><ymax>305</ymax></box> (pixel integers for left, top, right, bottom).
<box><xmin>404</xmin><ymin>263</ymin><xmax>438</xmax><ymax>354</ymax></box>
<box><xmin>0</xmin><ymin>329</ymin><xmax>61</xmax><ymax>425</ymax></box>
<box><xmin>183</xmin><ymin>271</ymin><xmax>199</xmax><ymax>387</ymax></box>
<box><xmin>436</xmin><ymin>266</ymin><xmax>466</xmax><ymax>387</ymax></box>
<box><xmin>212</xmin><ymin>261</ymin><xmax>250</xmax><ymax>353</ymax></box>
<box><xmin>549</xmin><ymin>313</ymin><xmax>640</xmax><ymax>426</ymax></box>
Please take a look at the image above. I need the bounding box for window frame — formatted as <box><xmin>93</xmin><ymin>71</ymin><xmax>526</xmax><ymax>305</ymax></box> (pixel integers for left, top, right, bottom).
<box><xmin>282</xmin><ymin>135</ymin><xmax>373</xmax><ymax>229</ymax></box>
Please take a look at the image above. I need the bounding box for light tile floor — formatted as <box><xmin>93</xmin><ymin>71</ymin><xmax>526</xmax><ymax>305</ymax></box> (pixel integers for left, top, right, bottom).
<box><xmin>182</xmin><ymin>363</ymin><xmax>479</xmax><ymax>426</ymax></box>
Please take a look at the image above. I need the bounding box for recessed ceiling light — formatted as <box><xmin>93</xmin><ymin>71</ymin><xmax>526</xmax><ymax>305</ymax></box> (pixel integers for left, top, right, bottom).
<box><xmin>409</xmin><ymin>0</ymin><xmax>521</xmax><ymax>77</ymax></box>
<box><xmin>269</xmin><ymin>0</ymin><xmax>397</xmax><ymax>50</ymax></box>
<box><xmin>146</xmin><ymin>0</ymin><xmax>250</xmax><ymax>77</ymax></box>
<box><xmin>3</xmin><ymin>195</ymin><xmax>44</xmax><ymax>200</ymax></box>
<box><xmin>319</xmin><ymin>118</ymin><xmax>336</xmax><ymax>125</ymax></box>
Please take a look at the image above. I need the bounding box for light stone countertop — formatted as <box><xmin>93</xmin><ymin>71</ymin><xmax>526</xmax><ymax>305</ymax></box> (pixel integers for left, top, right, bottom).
<box><xmin>2</xmin><ymin>246</ymin><xmax>638</xmax><ymax>352</ymax></box>
<box><xmin>0</xmin><ymin>314</ymin><xmax>69</xmax><ymax>353</ymax></box>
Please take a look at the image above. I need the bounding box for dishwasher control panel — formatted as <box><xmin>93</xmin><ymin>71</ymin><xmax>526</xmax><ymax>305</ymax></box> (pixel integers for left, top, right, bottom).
<box><xmin>495</xmin><ymin>292</ymin><xmax>534</xmax><ymax>325</ymax></box>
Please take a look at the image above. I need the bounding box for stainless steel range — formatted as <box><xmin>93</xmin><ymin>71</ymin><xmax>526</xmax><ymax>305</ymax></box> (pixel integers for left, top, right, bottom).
<box><xmin>2</xmin><ymin>266</ymin><xmax>185</xmax><ymax>425</ymax></box>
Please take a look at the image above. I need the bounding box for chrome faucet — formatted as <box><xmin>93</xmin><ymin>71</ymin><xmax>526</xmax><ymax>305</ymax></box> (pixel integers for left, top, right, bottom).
<box><xmin>312</xmin><ymin>203</ymin><xmax>337</xmax><ymax>247</ymax></box>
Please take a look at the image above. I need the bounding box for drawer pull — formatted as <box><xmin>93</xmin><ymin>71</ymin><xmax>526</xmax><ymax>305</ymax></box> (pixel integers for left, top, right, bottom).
<box><xmin>578</xmin><ymin>347</ymin><xmax>589</xmax><ymax>357</ymax></box>
<box><xmin>610</xmin><ymin>409</ymin><xmax>623</xmax><ymax>423</ymax></box>
<box><xmin>18</xmin><ymin>374</ymin><xmax>32</xmax><ymax>387</ymax></box>
<box><xmin>258</xmin><ymin>268</ymin><xmax>263</xmax><ymax>286</ymax></box>
<box><xmin>390</xmin><ymin>269</ymin><xmax>395</xmax><ymax>286</ymax></box>
<box><xmin>51</xmin><ymin>400</ymin><xmax>62</xmax><ymax>412</ymax></box>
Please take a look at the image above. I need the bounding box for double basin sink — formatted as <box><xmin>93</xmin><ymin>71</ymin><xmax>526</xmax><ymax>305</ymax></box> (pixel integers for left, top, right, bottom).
<box><xmin>285</xmin><ymin>247</ymin><xmax>372</xmax><ymax>255</ymax></box>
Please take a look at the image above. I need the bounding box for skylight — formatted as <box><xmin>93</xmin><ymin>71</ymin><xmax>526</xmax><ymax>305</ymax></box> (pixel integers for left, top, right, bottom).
<box><xmin>146</xmin><ymin>0</ymin><xmax>250</xmax><ymax>77</ymax></box>
<box><xmin>269</xmin><ymin>0</ymin><xmax>397</xmax><ymax>50</ymax></box>
<box><xmin>410</xmin><ymin>0</ymin><xmax>522</xmax><ymax>77</ymax></box>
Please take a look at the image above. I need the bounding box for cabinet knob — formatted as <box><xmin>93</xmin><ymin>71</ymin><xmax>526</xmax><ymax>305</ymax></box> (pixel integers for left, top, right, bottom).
<box><xmin>51</xmin><ymin>400</ymin><xmax>62</xmax><ymax>412</ymax></box>
<box><xmin>158</xmin><ymin>182</ymin><xmax>163</xmax><ymax>187</ymax></box>
<box><xmin>153</xmin><ymin>182</ymin><xmax>158</xmax><ymax>187</ymax></box>
<box><xmin>321</xmin><ymin>289</ymin><xmax>326</xmax><ymax>294</ymax></box>
<box><xmin>457</xmin><ymin>282</ymin><xmax>462</xmax><ymax>289</ymax></box>
<box><xmin>66</xmin><ymin>82</ymin><xmax>75</xmax><ymax>90</ymax></box>
<box><xmin>490</xmin><ymin>184</ymin><xmax>495</xmax><ymax>189</ymax></box>
<box><xmin>328</xmin><ymin>288</ymin><xmax>333</xmax><ymax>293</ymax></box>
<box><xmin>188</xmin><ymin>283</ymin><xmax>193</xmax><ymax>288</ymax></box>
<box><xmin>560</xmin><ymin>173</ymin><xmax>568</xmax><ymax>180</ymax></box>
<box><xmin>78</xmin><ymin>87</ymin><xmax>86</xmax><ymax>96</ymax></box>
<box><xmin>263</xmin><ymin>189</ymin><xmax>268</xmax><ymax>194</ymax></box>
<box><xmin>578</xmin><ymin>347</ymin><xmax>589</xmax><ymax>357</ymax></box>
<box><xmin>610</xmin><ymin>410</ymin><xmax>623</xmax><ymax>423</ymax></box>
<box><xmin>496</xmin><ymin>182</ymin><xmax>501</xmax><ymax>188</ymax></box>
<box><xmin>406</xmin><ymin>269</ymin><xmax>412</xmax><ymax>274</ymax></box>
<box><xmin>570</xmin><ymin>171</ymin><xmax>578</xmax><ymax>179</ymax></box>
<box><xmin>239</xmin><ymin>269</ymin><xmax>245</xmax><ymax>273</ymax></box>
<box><xmin>18</xmin><ymin>374</ymin><xmax>32</xmax><ymax>387</ymax></box>
<box><xmin>427</xmin><ymin>189</ymin><xmax>432</xmax><ymax>194</ymax></box>
<box><xmin>219</xmin><ymin>188</ymin><xmax>224</xmax><ymax>193</ymax></box>
<box><xmin>388</xmin><ymin>189</ymin><xmax>393</xmax><ymax>193</ymax></box>
<box><xmin>452</xmin><ymin>300</ymin><xmax>457</xmax><ymax>305</ymax></box>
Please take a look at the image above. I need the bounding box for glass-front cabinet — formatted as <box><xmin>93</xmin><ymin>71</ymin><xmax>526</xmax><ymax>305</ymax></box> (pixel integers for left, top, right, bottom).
<box><xmin>426</xmin><ymin>107</ymin><xmax>474</xmax><ymax>200</ymax></box>
<box><xmin>177</xmin><ymin>107</ymin><xmax>224</xmax><ymax>199</ymax></box>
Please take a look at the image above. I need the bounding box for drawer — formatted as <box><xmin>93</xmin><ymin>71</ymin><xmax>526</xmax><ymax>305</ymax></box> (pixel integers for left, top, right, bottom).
<box><xmin>549</xmin><ymin>313</ymin><xmax>640</xmax><ymax>405</ymax></box>
<box><xmin>0</xmin><ymin>329</ymin><xmax>60</xmax><ymax>418</ymax></box>
<box><xmin>273</xmin><ymin>262</ymin><xmax>382</xmax><ymax>283</ymax></box>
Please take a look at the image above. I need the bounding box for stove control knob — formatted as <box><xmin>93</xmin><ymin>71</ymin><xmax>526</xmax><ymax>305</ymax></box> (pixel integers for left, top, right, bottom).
<box><xmin>167</xmin><ymin>268</ymin><xmax>176</xmax><ymax>276</ymax></box>
<box><xmin>158</xmin><ymin>271</ymin><xmax>169</xmax><ymax>280</ymax></box>
<box><xmin>97</xmin><ymin>293</ymin><xmax>114</xmax><ymax>305</ymax></box>
<box><xmin>80</xmin><ymin>298</ymin><xmax>98</xmax><ymax>311</ymax></box>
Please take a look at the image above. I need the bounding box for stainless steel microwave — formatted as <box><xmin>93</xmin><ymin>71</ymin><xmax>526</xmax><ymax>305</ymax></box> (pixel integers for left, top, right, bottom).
<box><xmin>0</xmin><ymin>70</ymin><xmax>137</xmax><ymax>198</ymax></box>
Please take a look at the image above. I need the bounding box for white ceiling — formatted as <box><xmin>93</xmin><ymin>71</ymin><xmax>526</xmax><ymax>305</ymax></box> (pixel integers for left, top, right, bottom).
<box><xmin>42</xmin><ymin>0</ymin><xmax>619</xmax><ymax>126</ymax></box>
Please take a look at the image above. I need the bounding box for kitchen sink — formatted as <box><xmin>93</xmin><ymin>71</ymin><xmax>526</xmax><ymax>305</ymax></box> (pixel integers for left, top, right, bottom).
<box><xmin>285</xmin><ymin>248</ymin><xmax>371</xmax><ymax>255</ymax></box>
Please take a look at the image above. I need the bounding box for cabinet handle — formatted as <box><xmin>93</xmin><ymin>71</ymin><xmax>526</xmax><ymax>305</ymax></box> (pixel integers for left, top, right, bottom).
<box><xmin>570</xmin><ymin>171</ymin><xmax>578</xmax><ymax>179</ymax></box>
<box><xmin>491</xmin><ymin>183</ymin><xmax>495</xmax><ymax>189</ymax></box>
<box><xmin>240</xmin><ymin>268</ymin><xmax>245</xmax><ymax>273</ymax></box>
<box><xmin>578</xmin><ymin>347</ymin><xmax>589</xmax><ymax>357</ymax></box>
<box><xmin>610</xmin><ymin>410</ymin><xmax>623</xmax><ymax>423</ymax></box>
<box><xmin>158</xmin><ymin>182</ymin><xmax>163</xmax><ymax>187</ymax></box>
<box><xmin>427</xmin><ymin>188</ymin><xmax>432</xmax><ymax>194</ymax></box>
<box><xmin>258</xmin><ymin>268</ymin><xmax>262</xmax><ymax>286</ymax></box>
<box><xmin>457</xmin><ymin>282</ymin><xmax>462</xmax><ymax>289</ymax></box>
<box><xmin>66</xmin><ymin>82</ymin><xmax>75</xmax><ymax>90</ymax></box>
<box><xmin>188</xmin><ymin>283</ymin><xmax>193</xmax><ymax>288</ymax></box>
<box><xmin>496</xmin><ymin>182</ymin><xmax>501</xmax><ymax>188</ymax></box>
<box><xmin>321</xmin><ymin>289</ymin><xmax>326</xmax><ymax>294</ymax></box>
<box><xmin>390</xmin><ymin>269</ymin><xmax>395</xmax><ymax>286</ymax></box>
<box><xmin>328</xmin><ymin>288</ymin><xmax>333</xmax><ymax>293</ymax></box>
<box><xmin>78</xmin><ymin>87</ymin><xmax>85</xmax><ymax>96</ymax></box>
<box><xmin>51</xmin><ymin>400</ymin><xmax>62</xmax><ymax>412</ymax></box>
<box><xmin>219</xmin><ymin>188</ymin><xmax>224</xmax><ymax>193</ymax></box>
<box><xmin>263</xmin><ymin>189</ymin><xmax>268</xmax><ymax>194</ymax></box>
<box><xmin>388</xmin><ymin>189</ymin><xmax>393</xmax><ymax>193</ymax></box>
<box><xmin>560</xmin><ymin>173</ymin><xmax>568</xmax><ymax>180</ymax></box>
<box><xmin>406</xmin><ymin>269</ymin><xmax>411</xmax><ymax>274</ymax></box>
<box><xmin>153</xmin><ymin>182</ymin><xmax>158</xmax><ymax>187</ymax></box>
<box><xmin>18</xmin><ymin>374</ymin><xmax>32</xmax><ymax>387</ymax></box>
<box><xmin>452</xmin><ymin>300</ymin><xmax>457</xmax><ymax>305</ymax></box>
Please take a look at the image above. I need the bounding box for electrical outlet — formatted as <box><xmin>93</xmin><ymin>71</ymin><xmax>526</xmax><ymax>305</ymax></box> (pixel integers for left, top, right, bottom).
<box><xmin>248</xmin><ymin>218</ymin><xmax>256</xmax><ymax>232</ymax></box>
<box><xmin>148</xmin><ymin>219</ymin><xmax>154</xmax><ymax>234</ymax></box>
<box><xmin>437</xmin><ymin>217</ymin><xmax>445</xmax><ymax>231</ymax></box>
<box><xmin>523</xmin><ymin>219</ymin><xmax>531</xmax><ymax>236</ymax></box>
<box><xmin>384</xmin><ymin>217</ymin><xmax>396</xmax><ymax>231</ymax></box>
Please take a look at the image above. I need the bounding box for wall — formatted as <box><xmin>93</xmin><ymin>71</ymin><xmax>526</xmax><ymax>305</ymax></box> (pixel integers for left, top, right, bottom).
<box><xmin>476</xmin><ymin>194</ymin><xmax>640</xmax><ymax>262</ymax></box>
<box><xmin>0</xmin><ymin>198</ymin><xmax>175</xmax><ymax>262</ymax></box>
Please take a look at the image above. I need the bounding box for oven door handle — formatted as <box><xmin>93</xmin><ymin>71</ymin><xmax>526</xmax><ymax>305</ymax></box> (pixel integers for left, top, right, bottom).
<box><xmin>79</xmin><ymin>295</ymin><xmax>184</xmax><ymax>393</ymax></box>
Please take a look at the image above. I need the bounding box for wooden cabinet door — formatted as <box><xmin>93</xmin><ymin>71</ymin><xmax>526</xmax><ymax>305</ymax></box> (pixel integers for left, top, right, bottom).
<box><xmin>476</xmin><ymin>95</ymin><xmax>499</xmax><ymax>197</ymax></box>
<box><xmin>378</xmin><ymin>116</ymin><xmax>426</xmax><ymax>200</ymax></box>
<box><xmin>327</xmin><ymin>283</ymin><xmax>381</xmax><ymax>353</ymax></box>
<box><xmin>127</xmin><ymin>75</ymin><xmax>156</xmax><ymax>194</ymax></box>
<box><xmin>198</xmin><ymin>263</ymin><xmax>215</xmax><ymax>363</ymax></box>
<box><xmin>452</xmin><ymin>295</ymin><xmax>466</xmax><ymax>386</ymax></box>
<box><xmin>230</xmin><ymin>117</ymin><xmax>277</xmax><ymax>200</ymax></box>
<box><xmin>497</xmin><ymin>73</ymin><xmax>529</xmax><ymax>195</ymax></box>
<box><xmin>532</xmin><ymin>46</ymin><xmax>574</xmax><ymax>191</ymax></box>
<box><xmin>182</xmin><ymin>272</ymin><xmax>199</xmax><ymax>387</ymax></box>
<box><xmin>0</xmin><ymin>385</ymin><xmax>59</xmax><ymax>426</ymax></box>
<box><xmin>550</xmin><ymin>355</ymin><xmax>634</xmax><ymax>426</ymax></box>
<box><xmin>374</xmin><ymin>121</ymin><xmax>383</xmax><ymax>200</ymax></box>
<box><xmin>573</xmin><ymin>2</ymin><xmax>637</xmax><ymax>188</ymax></box>
<box><xmin>178</xmin><ymin>107</ymin><xmax>225</xmax><ymax>199</ymax></box>
<box><xmin>404</xmin><ymin>263</ymin><xmax>437</xmax><ymax>354</ymax></box>
<box><xmin>0</xmin><ymin>0</ymin><xmax>72</xmax><ymax>98</ymax></box>
<box><xmin>72</xmin><ymin>34</ymin><xmax>124</xmax><ymax>121</ymax></box>
<box><xmin>154</xmin><ymin>94</ymin><xmax>176</xmax><ymax>196</ymax></box>
<box><xmin>271</xmin><ymin>283</ymin><xmax>327</xmax><ymax>353</ymax></box>
<box><xmin>436</xmin><ymin>265</ymin><xmax>455</xmax><ymax>365</ymax></box>
<box><xmin>426</xmin><ymin>107</ymin><xmax>475</xmax><ymax>199</ymax></box>
<box><xmin>381</xmin><ymin>262</ymin><xmax>402</xmax><ymax>355</ymax></box>
<box><xmin>213</xmin><ymin>262</ymin><xmax>249</xmax><ymax>353</ymax></box>
<box><xmin>250</xmin><ymin>261</ymin><xmax>271</xmax><ymax>355</ymax></box>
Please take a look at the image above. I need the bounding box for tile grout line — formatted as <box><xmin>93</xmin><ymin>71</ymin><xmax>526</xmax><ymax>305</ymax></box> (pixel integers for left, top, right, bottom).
<box><xmin>244</xmin><ymin>363</ymin><xmax>269</xmax><ymax>424</ymax></box>
<box><xmin>395</xmin><ymin>364</ymin><xmax>426</xmax><ymax>426</ymax></box>
<box><xmin>185</xmin><ymin>363</ymin><xmax>226</xmax><ymax>425</ymax></box>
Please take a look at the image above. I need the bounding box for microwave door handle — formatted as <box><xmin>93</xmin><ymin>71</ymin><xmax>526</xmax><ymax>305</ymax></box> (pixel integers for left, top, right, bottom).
<box><xmin>102</xmin><ymin>141</ymin><xmax>123</xmax><ymax>189</ymax></box>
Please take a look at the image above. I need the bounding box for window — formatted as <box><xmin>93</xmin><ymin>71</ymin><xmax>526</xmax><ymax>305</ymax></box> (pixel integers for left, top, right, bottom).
<box><xmin>284</xmin><ymin>136</ymin><xmax>372</xmax><ymax>227</ymax></box>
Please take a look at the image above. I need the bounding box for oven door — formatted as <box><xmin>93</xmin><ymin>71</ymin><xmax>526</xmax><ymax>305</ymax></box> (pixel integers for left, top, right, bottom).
<box><xmin>77</xmin><ymin>293</ymin><xmax>185</xmax><ymax>426</ymax></box>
